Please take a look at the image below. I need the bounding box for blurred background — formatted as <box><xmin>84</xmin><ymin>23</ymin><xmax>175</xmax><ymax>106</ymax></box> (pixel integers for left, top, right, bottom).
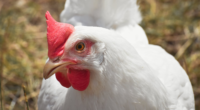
<box><xmin>0</xmin><ymin>0</ymin><xmax>199</xmax><ymax>109</ymax></box>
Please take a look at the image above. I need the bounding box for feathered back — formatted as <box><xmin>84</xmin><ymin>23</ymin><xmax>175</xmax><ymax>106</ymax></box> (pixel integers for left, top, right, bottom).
<box><xmin>60</xmin><ymin>0</ymin><xmax>141</xmax><ymax>28</ymax></box>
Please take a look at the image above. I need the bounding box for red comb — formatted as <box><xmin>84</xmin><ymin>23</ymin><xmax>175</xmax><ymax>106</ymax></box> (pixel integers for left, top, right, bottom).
<box><xmin>45</xmin><ymin>11</ymin><xmax>74</xmax><ymax>59</ymax></box>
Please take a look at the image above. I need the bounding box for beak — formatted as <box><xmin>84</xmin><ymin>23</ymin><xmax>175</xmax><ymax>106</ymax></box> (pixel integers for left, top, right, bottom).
<box><xmin>43</xmin><ymin>59</ymin><xmax>75</xmax><ymax>79</ymax></box>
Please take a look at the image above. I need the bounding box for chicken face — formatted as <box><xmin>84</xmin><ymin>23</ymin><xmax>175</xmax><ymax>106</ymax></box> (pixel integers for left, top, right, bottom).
<box><xmin>43</xmin><ymin>40</ymin><xmax>93</xmax><ymax>91</ymax></box>
<box><xmin>43</xmin><ymin>12</ymin><xmax>104</xmax><ymax>91</ymax></box>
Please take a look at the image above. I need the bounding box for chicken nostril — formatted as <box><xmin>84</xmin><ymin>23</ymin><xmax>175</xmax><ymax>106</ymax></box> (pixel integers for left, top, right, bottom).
<box><xmin>52</xmin><ymin>57</ymin><xmax>60</xmax><ymax>62</ymax></box>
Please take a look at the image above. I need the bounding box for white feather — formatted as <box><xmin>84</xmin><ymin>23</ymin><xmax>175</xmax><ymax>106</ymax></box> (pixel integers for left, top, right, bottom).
<box><xmin>60</xmin><ymin>0</ymin><xmax>148</xmax><ymax>46</ymax></box>
<box><xmin>60</xmin><ymin>0</ymin><xmax>141</xmax><ymax>27</ymax></box>
<box><xmin>38</xmin><ymin>27</ymin><xmax>194</xmax><ymax>110</ymax></box>
<box><xmin>38</xmin><ymin>0</ymin><xmax>194</xmax><ymax>110</ymax></box>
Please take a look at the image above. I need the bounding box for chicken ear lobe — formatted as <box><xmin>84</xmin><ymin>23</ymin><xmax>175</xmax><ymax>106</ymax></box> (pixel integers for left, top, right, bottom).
<box><xmin>45</xmin><ymin>11</ymin><xmax>74</xmax><ymax>59</ymax></box>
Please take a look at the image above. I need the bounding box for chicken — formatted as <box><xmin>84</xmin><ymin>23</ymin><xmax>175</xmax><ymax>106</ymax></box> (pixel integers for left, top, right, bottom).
<box><xmin>38</xmin><ymin>0</ymin><xmax>195</xmax><ymax>110</ymax></box>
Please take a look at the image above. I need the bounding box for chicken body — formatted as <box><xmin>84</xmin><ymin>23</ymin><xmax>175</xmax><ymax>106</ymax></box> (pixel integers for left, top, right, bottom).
<box><xmin>38</xmin><ymin>0</ymin><xmax>195</xmax><ymax>110</ymax></box>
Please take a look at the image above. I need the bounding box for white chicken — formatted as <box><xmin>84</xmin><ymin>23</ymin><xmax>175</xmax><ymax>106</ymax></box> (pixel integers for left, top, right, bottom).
<box><xmin>38</xmin><ymin>0</ymin><xmax>195</xmax><ymax>110</ymax></box>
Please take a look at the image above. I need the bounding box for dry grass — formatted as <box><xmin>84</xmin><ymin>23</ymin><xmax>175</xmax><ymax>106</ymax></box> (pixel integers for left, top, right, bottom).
<box><xmin>0</xmin><ymin>0</ymin><xmax>199</xmax><ymax>110</ymax></box>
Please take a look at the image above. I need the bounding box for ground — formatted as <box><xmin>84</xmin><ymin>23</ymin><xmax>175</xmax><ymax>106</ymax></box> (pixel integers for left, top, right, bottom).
<box><xmin>0</xmin><ymin>0</ymin><xmax>200</xmax><ymax>110</ymax></box>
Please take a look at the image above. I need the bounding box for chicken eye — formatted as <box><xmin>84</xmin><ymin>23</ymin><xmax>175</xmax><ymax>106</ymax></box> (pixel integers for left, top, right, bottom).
<box><xmin>75</xmin><ymin>42</ymin><xmax>85</xmax><ymax>51</ymax></box>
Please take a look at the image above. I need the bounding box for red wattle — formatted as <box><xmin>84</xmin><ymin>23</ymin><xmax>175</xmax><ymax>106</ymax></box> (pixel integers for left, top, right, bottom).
<box><xmin>67</xmin><ymin>68</ymin><xmax>90</xmax><ymax>91</ymax></box>
<box><xmin>55</xmin><ymin>72</ymin><xmax>71</xmax><ymax>88</ymax></box>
